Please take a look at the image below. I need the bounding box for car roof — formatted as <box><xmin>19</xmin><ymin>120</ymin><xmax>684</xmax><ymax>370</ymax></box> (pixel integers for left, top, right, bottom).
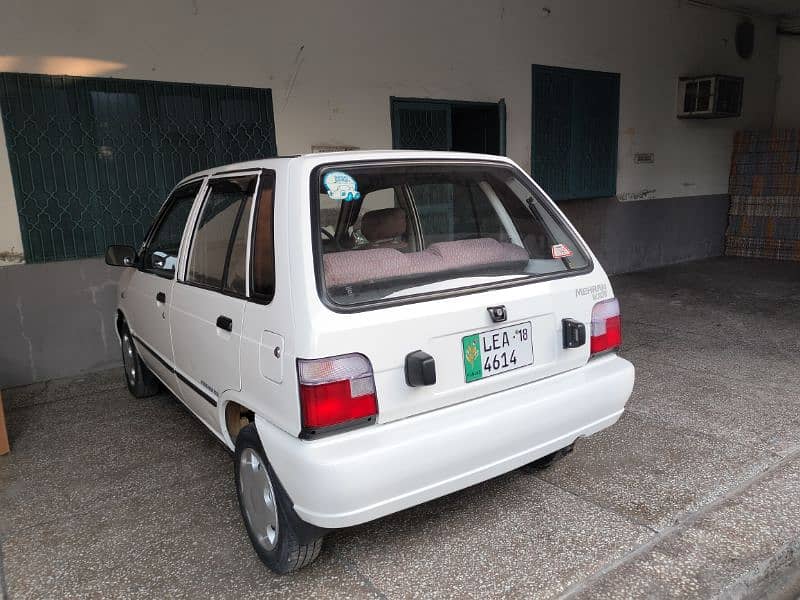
<box><xmin>175</xmin><ymin>150</ymin><xmax>516</xmax><ymax>187</ymax></box>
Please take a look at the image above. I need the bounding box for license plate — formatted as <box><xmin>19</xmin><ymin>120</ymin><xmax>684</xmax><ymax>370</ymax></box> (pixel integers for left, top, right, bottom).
<box><xmin>462</xmin><ymin>322</ymin><xmax>534</xmax><ymax>383</ymax></box>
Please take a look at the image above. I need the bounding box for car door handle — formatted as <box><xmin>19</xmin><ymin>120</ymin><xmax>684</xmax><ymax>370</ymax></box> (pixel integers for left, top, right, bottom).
<box><xmin>216</xmin><ymin>315</ymin><xmax>233</xmax><ymax>332</ymax></box>
<box><xmin>156</xmin><ymin>291</ymin><xmax>166</xmax><ymax>303</ymax></box>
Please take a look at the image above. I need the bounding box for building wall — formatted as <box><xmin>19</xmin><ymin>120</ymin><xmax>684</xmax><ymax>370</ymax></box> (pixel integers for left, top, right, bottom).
<box><xmin>0</xmin><ymin>0</ymin><xmax>781</xmax><ymax>386</ymax></box>
<box><xmin>775</xmin><ymin>35</ymin><xmax>800</xmax><ymax>128</ymax></box>
<box><xmin>561</xmin><ymin>194</ymin><xmax>731</xmax><ymax>274</ymax></box>
<box><xmin>0</xmin><ymin>258</ymin><xmax>121</xmax><ymax>387</ymax></box>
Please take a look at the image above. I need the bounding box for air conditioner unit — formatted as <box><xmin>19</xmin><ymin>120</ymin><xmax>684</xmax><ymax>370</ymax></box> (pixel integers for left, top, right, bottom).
<box><xmin>677</xmin><ymin>75</ymin><xmax>743</xmax><ymax>119</ymax></box>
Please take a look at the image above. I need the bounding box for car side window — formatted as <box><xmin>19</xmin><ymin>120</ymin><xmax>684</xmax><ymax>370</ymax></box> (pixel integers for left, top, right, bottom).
<box><xmin>224</xmin><ymin>193</ymin><xmax>253</xmax><ymax>295</ymax></box>
<box><xmin>187</xmin><ymin>175</ymin><xmax>257</xmax><ymax>292</ymax></box>
<box><xmin>141</xmin><ymin>181</ymin><xmax>201</xmax><ymax>278</ymax></box>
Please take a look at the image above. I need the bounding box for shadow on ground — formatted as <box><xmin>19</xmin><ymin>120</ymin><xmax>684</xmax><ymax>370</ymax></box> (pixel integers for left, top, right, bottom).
<box><xmin>1</xmin><ymin>257</ymin><xmax>799</xmax><ymax>599</ymax></box>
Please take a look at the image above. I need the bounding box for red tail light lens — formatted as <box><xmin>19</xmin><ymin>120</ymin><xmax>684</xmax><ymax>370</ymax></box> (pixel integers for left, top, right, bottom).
<box><xmin>590</xmin><ymin>298</ymin><xmax>622</xmax><ymax>355</ymax></box>
<box><xmin>297</xmin><ymin>353</ymin><xmax>378</xmax><ymax>432</ymax></box>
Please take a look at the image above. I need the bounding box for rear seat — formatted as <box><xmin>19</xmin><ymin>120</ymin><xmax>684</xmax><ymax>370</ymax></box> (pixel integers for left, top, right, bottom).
<box><xmin>323</xmin><ymin>238</ymin><xmax>529</xmax><ymax>288</ymax></box>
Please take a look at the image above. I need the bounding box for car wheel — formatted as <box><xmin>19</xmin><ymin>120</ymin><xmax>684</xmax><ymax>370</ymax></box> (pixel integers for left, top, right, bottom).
<box><xmin>234</xmin><ymin>424</ymin><xmax>324</xmax><ymax>574</ymax></box>
<box><xmin>119</xmin><ymin>323</ymin><xmax>160</xmax><ymax>398</ymax></box>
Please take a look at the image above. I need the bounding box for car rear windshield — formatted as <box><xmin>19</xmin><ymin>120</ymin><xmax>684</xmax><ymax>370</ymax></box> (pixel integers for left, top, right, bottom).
<box><xmin>313</xmin><ymin>162</ymin><xmax>590</xmax><ymax>307</ymax></box>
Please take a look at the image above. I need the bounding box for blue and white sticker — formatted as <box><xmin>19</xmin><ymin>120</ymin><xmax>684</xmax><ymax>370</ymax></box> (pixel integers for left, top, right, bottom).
<box><xmin>323</xmin><ymin>171</ymin><xmax>361</xmax><ymax>201</ymax></box>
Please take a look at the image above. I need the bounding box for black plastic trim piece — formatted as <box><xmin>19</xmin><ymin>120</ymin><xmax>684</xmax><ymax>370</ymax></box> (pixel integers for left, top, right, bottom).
<box><xmin>131</xmin><ymin>334</ymin><xmax>218</xmax><ymax>407</ymax></box>
<box><xmin>309</xmin><ymin>158</ymin><xmax>595</xmax><ymax>314</ymax></box>
<box><xmin>487</xmin><ymin>305</ymin><xmax>507</xmax><ymax>323</ymax></box>
<box><xmin>562</xmin><ymin>318</ymin><xmax>587</xmax><ymax>349</ymax></box>
<box><xmin>174</xmin><ymin>370</ymin><xmax>218</xmax><ymax>407</ymax></box>
<box><xmin>299</xmin><ymin>415</ymin><xmax>377</xmax><ymax>440</ymax></box>
<box><xmin>132</xmin><ymin>334</ymin><xmax>172</xmax><ymax>372</ymax></box>
<box><xmin>405</xmin><ymin>350</ymin><xmax>436</xmax><ymax>387</ymax></box>
<box><xmin>216</xmin><ymin>315</ymin><xmax>233</xmax><ymax>332</ymax></box>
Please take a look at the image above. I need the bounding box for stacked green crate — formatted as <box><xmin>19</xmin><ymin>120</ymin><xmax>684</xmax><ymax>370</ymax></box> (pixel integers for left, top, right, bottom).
<box><xmin>726</xmin><ymin>130</ymin><xmax>800</xmax><ymax>261</ymax></box>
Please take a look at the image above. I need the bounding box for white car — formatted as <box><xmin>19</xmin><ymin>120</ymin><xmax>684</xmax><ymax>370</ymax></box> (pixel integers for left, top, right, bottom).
<box><xmin>105</xmin><ymin>150</ymin><xmax>634</xmax><ymax>573</ymax></box>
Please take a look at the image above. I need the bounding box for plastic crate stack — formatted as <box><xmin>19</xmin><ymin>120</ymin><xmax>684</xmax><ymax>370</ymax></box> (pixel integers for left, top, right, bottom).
<box><xmin>726</xmin><ymin>129</ymin><xmax>800</xmax><ymax>261</ymax></box>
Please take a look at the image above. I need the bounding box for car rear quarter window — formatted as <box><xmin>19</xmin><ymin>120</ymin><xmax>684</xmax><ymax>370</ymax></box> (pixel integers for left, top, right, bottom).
<box><xmin>251</xmin><ymin>172</ymin><xmax>277</xmax><ymax>302</ymax></box>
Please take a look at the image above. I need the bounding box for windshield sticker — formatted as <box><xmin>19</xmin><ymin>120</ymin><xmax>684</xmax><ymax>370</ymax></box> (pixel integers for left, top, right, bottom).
<box><xmin>323</xmin><ymin>171</ymin><xmax>361</xmax><ymax>201</ymax></box>
<box><xmin>551</xmin><ymin>243</ymin><xmax>573</xmax><ymax>259</ymax></box>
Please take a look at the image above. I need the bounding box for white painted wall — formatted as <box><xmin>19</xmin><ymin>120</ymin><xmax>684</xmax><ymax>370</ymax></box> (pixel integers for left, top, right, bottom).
<box><xmin>0</xmin><ymin>113</ymin><xmax>23</xmax><ymax>264</ymax></box>
<box><xmin>0</xmin><ymin>0</ymin><xmax>780</xmax><ymax>262</ymax></box>
<box><xmin>775</xmin><ymin>35</ymin><xmax>800</xmax><ymax>128</ymax></box>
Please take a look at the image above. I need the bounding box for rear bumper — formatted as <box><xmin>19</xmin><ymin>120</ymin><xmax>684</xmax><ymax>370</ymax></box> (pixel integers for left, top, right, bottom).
<box><xmin>256</xmin><ymin>354</ymin><xmax>634</xmax><ymax>529</ymax></box>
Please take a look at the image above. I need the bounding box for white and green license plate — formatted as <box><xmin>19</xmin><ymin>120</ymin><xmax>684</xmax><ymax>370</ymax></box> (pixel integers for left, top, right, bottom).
<box><xmin>462</xmin><ymin>322</ymin><xmax>534</xmax><ymax>383</ymax></box>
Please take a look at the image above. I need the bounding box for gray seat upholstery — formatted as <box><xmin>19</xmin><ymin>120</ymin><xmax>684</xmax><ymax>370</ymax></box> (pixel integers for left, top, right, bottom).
<box><xmin>359</xmin><ymin>207</ymin><xmax>408</xmax><ymax>250</ymax></box>
<box><xmin>323</xmin><ymin>238</ymin><xmax>529</xmax><ymax>288</ymax></box>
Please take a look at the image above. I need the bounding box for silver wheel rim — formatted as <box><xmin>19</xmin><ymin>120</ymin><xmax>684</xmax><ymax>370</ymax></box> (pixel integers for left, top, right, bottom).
<box><xmin>239</xmin><ymin>448</ymin><xmax>279</xmax><ymax>551</ymax></box>
<box><xmin>121</xmin><ymin>333</ymin><xmax>137</xmax><ymax>387</ymax></box>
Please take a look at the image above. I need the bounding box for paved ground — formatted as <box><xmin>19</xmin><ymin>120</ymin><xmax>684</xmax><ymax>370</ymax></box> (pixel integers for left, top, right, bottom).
<box><xmin>1</xmin><ymin>257</ymin><xmax>799</xmax><ymax>599</ymax></box>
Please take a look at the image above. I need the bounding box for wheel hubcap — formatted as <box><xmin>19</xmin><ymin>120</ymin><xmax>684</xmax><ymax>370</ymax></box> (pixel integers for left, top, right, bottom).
<box><xmin>239</xmin><ymin>448</ymin><xmax>279</xmax><ymax>550</ymax></box>
<box><xmin>121</xmin><ymin>334</ymin><xmax>137</xmax><ymax>386</ymax></box>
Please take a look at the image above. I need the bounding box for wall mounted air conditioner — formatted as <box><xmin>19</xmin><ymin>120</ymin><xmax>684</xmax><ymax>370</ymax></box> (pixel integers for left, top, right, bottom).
<box><xmin>677</xmin><ymin>75</ymin><xmax>743</xmax><ymax>119</ymax></box>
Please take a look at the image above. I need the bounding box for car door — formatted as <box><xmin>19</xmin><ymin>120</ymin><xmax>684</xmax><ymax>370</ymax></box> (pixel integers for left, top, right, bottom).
<box><xmin>125</xmin><ymin>180</ymin><xmax>204</xmax><ymax>388</ymax></box>
<box><xmin>169</xmin><ymin>172</ymin><xmax>260</xmax><ymax>434</ymax></box>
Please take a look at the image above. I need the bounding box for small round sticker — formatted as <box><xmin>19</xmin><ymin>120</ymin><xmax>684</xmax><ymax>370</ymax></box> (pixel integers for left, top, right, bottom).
<box><xmin>323</xmin><ymin>171</ymin><xmax>361</xmax><ymax>201</ymax></box>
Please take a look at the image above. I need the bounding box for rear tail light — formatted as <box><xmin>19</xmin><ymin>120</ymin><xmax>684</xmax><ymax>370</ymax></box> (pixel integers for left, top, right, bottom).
<box><xmin>590</xmin><ymin>298</ymin><xmax>622</xmax><ymax>355</ymax></box>
<box><xmin>297</xmin><ymin>353</ymin><xmax>378</xmax><ymax>434</ymax></box>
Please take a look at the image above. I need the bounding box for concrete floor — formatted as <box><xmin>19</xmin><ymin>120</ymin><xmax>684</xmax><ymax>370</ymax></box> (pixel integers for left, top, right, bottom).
<box><xmin>1</xmin><ymin>257</ymin><xmax>800</xmax><ymax>599</ymax></box>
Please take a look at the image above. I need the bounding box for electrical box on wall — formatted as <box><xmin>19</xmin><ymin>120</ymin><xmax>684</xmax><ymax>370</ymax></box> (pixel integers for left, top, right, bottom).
<box><xmin>677</xmin><ymin>75</ymin><xmax>743</xmax><ymax>119</ymax></box>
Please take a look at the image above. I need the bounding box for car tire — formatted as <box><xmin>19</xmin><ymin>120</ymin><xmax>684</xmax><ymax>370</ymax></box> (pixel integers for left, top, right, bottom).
<box><xmin>119</xmin><ymin>323</ymin><xmax>161</xmax><ymax>398</ymax></box>
<box><xmin>534</xmin><ymin>443</ymin><xmax>575</xmax><ymax>468</ymax></box>
<box><xmin>234</xmin><ymin>424</ymin><xmax>324</xmax><ymax>574</ymax></box>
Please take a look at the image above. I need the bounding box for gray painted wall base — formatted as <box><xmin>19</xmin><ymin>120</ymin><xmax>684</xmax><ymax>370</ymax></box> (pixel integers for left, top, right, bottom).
<box><xmin>0</xmin><ymin>193</ymin><xmax>730</xmax><ymax>388</ymax></box>
<box><xmin>560</xmin><ymin>194</ymin><xmax>730</xmax><ymax>275</ymax></box>
<box><xmin>1</xmin><ymin>258</ymin><xmax>122</xmax><ymax>388</ymax></box>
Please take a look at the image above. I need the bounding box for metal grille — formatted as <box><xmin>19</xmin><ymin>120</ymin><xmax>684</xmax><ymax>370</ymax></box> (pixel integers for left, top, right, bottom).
<box><xmin>391</xmin><ymin>101</ymin><xmax>451</xmax><ymax>151</ymax></box>
<box><xmin>0</xmin><ymin>73</ymin><xmax>277</xmax><ymax>263</ymax></box>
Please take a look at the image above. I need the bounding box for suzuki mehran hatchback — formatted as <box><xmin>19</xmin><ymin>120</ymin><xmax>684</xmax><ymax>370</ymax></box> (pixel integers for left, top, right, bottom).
<box><xmin>106</xmin><ymin>151</ymin><xmax>634</xmax><ymax>573</ymax></box>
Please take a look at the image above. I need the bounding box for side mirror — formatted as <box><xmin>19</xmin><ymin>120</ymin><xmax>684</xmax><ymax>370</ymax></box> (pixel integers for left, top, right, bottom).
<box><xmin>105</xmin><ymin>245</ymin><xmax>136</xmax><ymax>267</ymax></box>
<box><xmin>151</xmin><ymin>252</ymin><xmax>167</xmax><ymax>270</ymax></box>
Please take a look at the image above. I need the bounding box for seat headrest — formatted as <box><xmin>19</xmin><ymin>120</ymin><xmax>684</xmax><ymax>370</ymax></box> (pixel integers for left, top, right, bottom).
<box><xmin>360</xmin><ymin>207</ymin><xmax>407</xmax><ymax>242</ymax></box>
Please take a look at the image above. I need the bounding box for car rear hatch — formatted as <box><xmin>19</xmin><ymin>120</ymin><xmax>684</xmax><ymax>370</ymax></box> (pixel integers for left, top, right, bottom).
<box><xmin>308</xmin><ymin>158</ymin><xmax>612</xmax><ymax>424</ymax></box>
<box><xmin>344</xmin><ymin>273</ymin><xmax>609</xmax><ymax>423</ymax></box>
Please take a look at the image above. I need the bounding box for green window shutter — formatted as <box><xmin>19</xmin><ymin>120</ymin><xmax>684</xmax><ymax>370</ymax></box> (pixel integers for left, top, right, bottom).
<box><xmin>569</xmin><ymin>69</ymin><xmax>619</xmax><ymax>199</ymax></box>
<box><xmin>531</xmin><ymin>66</ymin><xmax>574</xmax><ymax>200</ymax></box>
<box><xmin>532</xmin><ymin>65</ymin><xmax>619</xmax><ymax>201</ymax></box>
<box><xmin>0</xmin><ymin>73</ymin><xmax>277</xmax><ymax>263</ymax></box>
